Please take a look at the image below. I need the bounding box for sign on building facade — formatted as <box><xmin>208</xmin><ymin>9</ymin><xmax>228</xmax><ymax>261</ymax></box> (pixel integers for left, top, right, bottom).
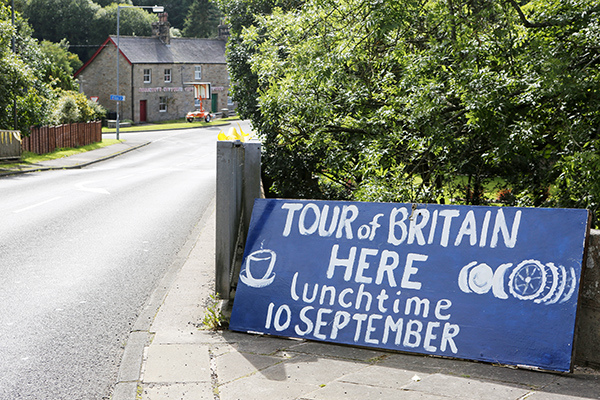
<box><xmin>229</xmin><ymin>199</ymin><xmax>590</xmax><ymax>372</ymax></box>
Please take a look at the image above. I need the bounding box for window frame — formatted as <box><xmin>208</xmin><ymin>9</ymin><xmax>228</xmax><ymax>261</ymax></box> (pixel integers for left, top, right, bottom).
<box><xmin>164</xmin><ymin>68</ymin><xmax>172</xmax><ymax>83</ymax></box>
<box><xmin>143</xmin><ymin>68</ymin><xmax>152</xmax><ymax>83</ymax></box>
<box><xmin>159</xmin><ymin>96</ymin><xmax>167</xmax><ymax>112</ymax></box>
<box><xmin>194</xmin><ymin>65</ymin><xmax>202</xmax><ymax>80</ymax></box>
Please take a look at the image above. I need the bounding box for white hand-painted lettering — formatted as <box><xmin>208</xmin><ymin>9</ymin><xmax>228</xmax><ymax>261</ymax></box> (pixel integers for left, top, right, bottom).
<box><xmin>458</xmin><ymin>259</ymin><xmax>577</xmax><ymax>305</ymax></box>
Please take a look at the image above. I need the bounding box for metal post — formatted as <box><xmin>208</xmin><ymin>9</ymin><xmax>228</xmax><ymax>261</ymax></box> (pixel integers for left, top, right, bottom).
<box><xmin>115</xmin><ymin>5</ymin><xmax>163</xmax><ymax>139</ymax></box>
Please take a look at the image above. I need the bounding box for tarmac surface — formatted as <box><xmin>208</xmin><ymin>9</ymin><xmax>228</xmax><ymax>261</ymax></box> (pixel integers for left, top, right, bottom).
<box><xmin>0</xmin><ymin>138</ymin><xmax>150</xmax><ymax>176</ymax></box>
<box><xmin>3</xmin><ymin>137</ymin><xmax>600</xmax><ymax>400</ymax></box>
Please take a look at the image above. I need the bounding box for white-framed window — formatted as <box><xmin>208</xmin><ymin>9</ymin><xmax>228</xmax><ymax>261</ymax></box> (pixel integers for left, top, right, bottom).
<box><xmin>143</xmin><ymin>69</ymin><xmax>151</xmax><ymax>83</ymax></box>
<box><xmin>194</xmin><ymin>65</ymin><xmax>202</xmax><ymax>80</ymax></box>
<box><xmin>159</xmin><ymin>96</ymin><xmax>167</xmax><ymax>112</ymax></box>
<box><xmin>164</xmin><ymin>68</ymin><xmax>171</xmax><ymax>83</ymax></box>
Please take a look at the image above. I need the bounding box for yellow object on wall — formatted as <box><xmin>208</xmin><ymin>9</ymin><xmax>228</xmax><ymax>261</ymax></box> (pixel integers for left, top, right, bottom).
<box><xmin>218</xmin><ymin>124</ymin><xmax>252</xmax><ymax>142</ymax></box>
<box><xmin>0</xmin><ymin>130</ymin><xmax>21</xmax><ymax>145</ymax></box>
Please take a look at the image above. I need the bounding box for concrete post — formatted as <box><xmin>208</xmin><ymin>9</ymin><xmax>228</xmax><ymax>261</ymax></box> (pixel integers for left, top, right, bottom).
<box><xmin>242</xmin><ymin>142</ymin><xmax>262</xmax><ymax>234</ymax></box>
<box><xmin>575</xmin><ymin>228</ymin><xmax>600</xmax><ymax>368</ymax></box>
<box><xmin>215</xmin><ymin>140</ymin><xmax>261</xmax><ymax>300</ymax></box>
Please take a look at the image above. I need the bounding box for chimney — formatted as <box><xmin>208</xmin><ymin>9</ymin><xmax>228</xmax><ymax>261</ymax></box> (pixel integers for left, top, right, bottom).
<box><xmin>218</xmin><ymin>19</ymin><xmax>229</xmax><ymax>41</ymax></box>
<box><xmin>152</xmin><ymin>12</ymin><xmax>171</xmax><ymax>45</ymax></box>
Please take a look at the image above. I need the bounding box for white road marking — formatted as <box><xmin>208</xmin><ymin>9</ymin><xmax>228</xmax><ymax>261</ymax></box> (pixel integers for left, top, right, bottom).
<box><xmin>114</xmin><ymin>174</ymin><xmax>136</xmax><ymax>181</ymax></box>
<box><xmin>75</xmin><ymin>181</ymin><xmax>110</xmax><ymax>195</ymax></box>
<box><xmin>13</xmin><ymin>196</ymin><xmax>63</xmax><ymax>214</ymax></box>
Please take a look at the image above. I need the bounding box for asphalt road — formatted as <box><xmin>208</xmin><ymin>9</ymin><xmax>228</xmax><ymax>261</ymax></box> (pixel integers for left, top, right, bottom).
<box><xmin>0</xmin><ymin>122</ymin><xmax>248</xmax><ymax>399</ymax></box>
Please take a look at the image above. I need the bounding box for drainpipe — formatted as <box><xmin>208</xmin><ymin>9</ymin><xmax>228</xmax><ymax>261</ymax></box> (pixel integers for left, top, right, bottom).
<box><xmin>131</xmin><ymin>65</ymin><xmax>135</xmax><ymax>123</ymax></box>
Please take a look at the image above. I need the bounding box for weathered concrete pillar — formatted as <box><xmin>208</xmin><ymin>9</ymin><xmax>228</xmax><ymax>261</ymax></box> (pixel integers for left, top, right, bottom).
<box><xmin>242</xmin><ymin>142</ymin><xmax>261</xmax><ymax>233</ymax></box>
<box><xmin>215</xmin><ymin>140</ymin><xmax>261</xmax><ymax>300</ymax></box>
<box><xmin>575</xmin><ymin>229</ymin><xmax>600</xmax><ymax>368</ymax></box>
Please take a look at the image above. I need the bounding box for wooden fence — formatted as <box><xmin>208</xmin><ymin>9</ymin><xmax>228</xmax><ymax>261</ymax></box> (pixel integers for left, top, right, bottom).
<box><xmin>21</xmin><ymin>121</ymin><xmax>102</xmax><ymax>155</ymax></box>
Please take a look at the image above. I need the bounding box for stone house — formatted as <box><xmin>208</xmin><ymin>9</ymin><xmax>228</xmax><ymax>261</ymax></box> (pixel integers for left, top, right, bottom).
<box><xmin>75</xmin><ymin>14</ymin><xmax>232</xmax><ymax>123</ymax></box>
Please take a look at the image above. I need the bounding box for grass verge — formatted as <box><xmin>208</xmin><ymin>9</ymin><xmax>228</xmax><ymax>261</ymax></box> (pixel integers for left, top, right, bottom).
<box><xmin>102</xmin><ymin>117</ymin><xmax>239</xmax><ymax>133</ymax></box>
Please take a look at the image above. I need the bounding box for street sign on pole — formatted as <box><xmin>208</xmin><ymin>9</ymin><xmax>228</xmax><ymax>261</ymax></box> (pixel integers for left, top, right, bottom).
<box><xmin>110</xmin><ymin>94</ymin><xmax>125</xmax><ymax>102</ymax></box>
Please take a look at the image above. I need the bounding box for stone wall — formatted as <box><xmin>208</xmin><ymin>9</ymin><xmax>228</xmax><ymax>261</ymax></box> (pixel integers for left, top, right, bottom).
<box><xmin>132</xmin><ymin>63</ymin><xmax>230</xmax><ymax>123</ymax></box>
<box><xmin>77</xmin><ymin>42</ymin><xmax>133</xmax><ymax>121</ymax></box>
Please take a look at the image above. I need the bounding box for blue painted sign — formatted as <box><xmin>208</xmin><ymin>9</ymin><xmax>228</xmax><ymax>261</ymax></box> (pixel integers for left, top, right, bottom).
<box><xmin>110</xmin><ymin>94</ymin><xmax>125</xmax><ymax>102</ymax></box>
<box><xmin>229</xmin><ymin>199</ymin><xmax>590</xmax><ymax>372</ymax></box>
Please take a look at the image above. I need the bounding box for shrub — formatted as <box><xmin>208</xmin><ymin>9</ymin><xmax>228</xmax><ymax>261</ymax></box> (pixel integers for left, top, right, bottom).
<box><xmin>52</xmin><ymin>91</ymin><xmax>106</xmax><ymax>124</ymax></box>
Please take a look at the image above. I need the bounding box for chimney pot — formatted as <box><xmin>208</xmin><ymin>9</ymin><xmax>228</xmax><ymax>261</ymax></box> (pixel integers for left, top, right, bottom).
<box><xmin>152</xmin><ymin>12</ymin><xmax>171</xmax><ymax>45</ymax></box>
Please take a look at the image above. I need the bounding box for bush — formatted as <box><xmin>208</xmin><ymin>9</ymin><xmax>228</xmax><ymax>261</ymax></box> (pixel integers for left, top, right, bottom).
<box><xmin>222</xmin><ymin>0</ymin><xmax>600</xmax><ymax>227</ymax></box>
<box><xmin>51</xmin><ymin>91</ymin><xmax>106</xmax><ymax>124</ymax></box>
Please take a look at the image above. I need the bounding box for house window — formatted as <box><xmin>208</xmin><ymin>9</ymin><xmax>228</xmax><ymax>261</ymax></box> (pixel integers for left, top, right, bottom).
<box><xmin>143</xmin><ymin>69</ymin><xmax>151</xmax><ymax>83</ymax></box>
<box><xmin>159</xmin><ymin>97</ymin><xmax>167</xmax><ymax>112</ymax></box>
<box><xmin>164</xmin><ymin>68</ymin><xmax>171</xmax><ymax>83</ymax></box>
<box><xmin>194</xmin><ymin>66</ymin><xmax>202</xmax><ymax>80</ymax></box>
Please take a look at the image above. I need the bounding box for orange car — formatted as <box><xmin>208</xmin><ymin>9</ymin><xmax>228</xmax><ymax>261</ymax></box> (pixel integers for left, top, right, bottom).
<box><xmin>186</xmin><ymin>110</ymin><xmax>212</xmax><ymax>123</ymax></box>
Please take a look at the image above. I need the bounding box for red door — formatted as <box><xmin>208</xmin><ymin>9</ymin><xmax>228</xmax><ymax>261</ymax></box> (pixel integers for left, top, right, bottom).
<box><xmin>140</xmin><ymin>100</ymin><xmax>147</xmax><ymax>122</ymax></box>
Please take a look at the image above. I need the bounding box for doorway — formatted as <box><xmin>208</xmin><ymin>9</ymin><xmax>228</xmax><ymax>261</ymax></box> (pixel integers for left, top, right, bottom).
<box><xmin>140</xmin><ymin>100</ymin><xmax>147</xmax><ymax>122</ymax></box>
<box><xmin>211</xmin><ymin>94</ymin><xmax>218</xmax><ymax>113</ymax></box>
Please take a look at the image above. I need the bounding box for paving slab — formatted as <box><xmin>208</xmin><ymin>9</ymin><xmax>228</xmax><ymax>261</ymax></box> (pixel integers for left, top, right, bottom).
<box><xmin>302</xmin><ymin>382</ymin><xmax>446</xmax><ymax>400</ymax></box>
<box><xmin>141</xmin><ymin>383</ymin><xmax>214</xmax><ymax>400</ymax></box>
<box><xmin>431</xmin><ymin>359</ymin><xmax>558</xmax><ymax>389</ymax></box>
<box><xmin>215</xmin><ymin>350</ymin><xmax>286</xmax><ymax>384</ymax></box>
<box><xmin>218</xmin><ymin>374</ymin><xmax>316</xmax><ymax>400</ymax></box>
<box><xmin>404</xmin><ymin>373</ymin><xmax>531</xmax><ymax>400</ymax></box>
<box><xmin>541</xmin><ymin>372</ymin><xmax>600</xmax><ymax>399</ymax></box>
<box><xmin>142</xmin><ymin>344</ymin><xmax>212</xmax><ymax>383</ymax></box>
<box><xmin>221</xmin><ymin>331</ymin><xmax>302</xmax><ymax>355</ymax></box>
<box><xmin>336</xmin><ymin>364</ymin><xmax>428</xmax><ymax>389</ymax></box>
<box><xmin>284</xmin><ymin>341</ymin><xmax>389</xmax><ymax>362</ymax></box>
<box><xmin>526</xmin><ymin>392</ymin><xmax>600</xmax><ymax>400</ymax></box>
<box><xmin>257</xmin><ymin>354</ymin><xmax>366</xmax><ymax>384</ymax></box>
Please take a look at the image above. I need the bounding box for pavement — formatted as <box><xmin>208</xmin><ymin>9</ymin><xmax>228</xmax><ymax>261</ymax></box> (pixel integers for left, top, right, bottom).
<box><xmin>0</xmin><ymin>138</ymin><xmax>151</xmax><ymax>176</ymax></box>
<box><xmin>3</xmin><ymin>138</ymin><xmax>600</xmax><ymax>400</ymax></box>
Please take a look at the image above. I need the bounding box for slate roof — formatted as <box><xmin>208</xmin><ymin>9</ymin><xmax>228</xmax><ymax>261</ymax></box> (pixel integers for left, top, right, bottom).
<box><xmin>110</xmin><ymin>36</ymin><xmax>227</xmax><ymax>64</ymax></box>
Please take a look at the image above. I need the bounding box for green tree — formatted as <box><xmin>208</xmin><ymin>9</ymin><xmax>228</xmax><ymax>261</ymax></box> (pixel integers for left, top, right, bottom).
<box><xmin>92</xmin><ymin>2</ymin><xmax>157</xmax><ymax>44</ymax></box>
<box><xmin>137</xmin><ymin>0</ymin><xmax>193</xmax><ymax>29</ymax></box>
<box><xmin>0</xmin><ymin>1</ymin><xmax>54</xmax><ymax>132</ymax></box>
<box><xmin>24</xmin><ymin>0</ymin><xmax>101</xmax><ymax>61</ymax></box>
<box><xmin>215</xmin><ymin>0</ymin><xmax>302</xmax><ymax>122</ymax></box>
<box><xmin>221</xmin><ymin>0</ymin><xmax>600</xmax><ymax>226</ymax></box>
<box><xmin>39</xmin><ymin>39</ymin><xmax>82</xmax><ymax>90</ymax></box>
<box><xmin>182</xmin><ymin>0</ymin><xmax>222</xmax><ymax>38</ymax></box>
<box><xmin>94</xmin><ymin>0</ymin><xmax>127</xmax><ymax>6</ymax></box>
